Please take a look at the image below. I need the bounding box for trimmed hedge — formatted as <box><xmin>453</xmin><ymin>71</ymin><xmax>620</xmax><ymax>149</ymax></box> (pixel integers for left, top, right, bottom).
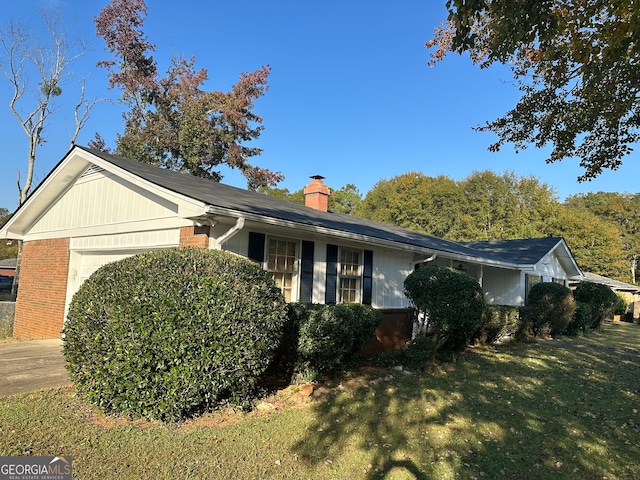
<box><xmin>63</xmin><ymin>247</ymin><xmax>288</xmax><ymax>422</ymax></box>
<box><xmin>404</xmin><ymin>266</ymin><xmax>486</xmax><ymax>350</ymax></box>
<box><xmin>523</xmin><ymin>282</ymin><xmax>575</xmax><ymax>337</ymax></box>
<box><xmin>283</xmin><ymin>303</ymin><xmax>381</xmax><ymax>381</ymax></box>
<box><xmin>375</xmin><ymin>334</ymin><xmax>438</xmax><ymax>371</ymax></box>
<box><xmin>563</xmin><ymin>301</ymin><xmax>592</xmax><ymax>336</ymax></box>
<box><xmin>573</xmin><ymin>281</ymin><xmax>618</xmax><ymax>329</ymax></box>
<box><xmin>476</xmin><ymin>305</ymin><xmax>521</xmax><ymax>344</ymax></box>
<box><xmin>614</xmin><ymin>293</ymin><xmax>628</xmax><ymax>316</ymax></box>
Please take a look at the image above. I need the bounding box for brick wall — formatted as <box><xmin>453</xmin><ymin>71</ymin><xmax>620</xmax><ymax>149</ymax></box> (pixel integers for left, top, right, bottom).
<box><xmin>179</xmin><ymin>225</ymin><xmax>210</xmax><ymax>248</ymax></box>
<box><xmin>362</xmin><ymin>308</ymin><xmax>413</xmax><ymax>353</ymax></box>
<box><xmin>13</xmin><ymin>238</ymin><xmax>70</xmax><ymax>339</ymax></box>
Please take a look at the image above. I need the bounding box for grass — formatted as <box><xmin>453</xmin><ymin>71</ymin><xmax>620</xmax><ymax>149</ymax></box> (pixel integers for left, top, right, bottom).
<box><xmin>1</xmin><ymin>322</ymin><xmax>639</xmax><ymax>479</ymax></box>
<box><xmin>0</xmin><ymin>314</ymin><xmax>13</xmax><ymax>341</ymax></box>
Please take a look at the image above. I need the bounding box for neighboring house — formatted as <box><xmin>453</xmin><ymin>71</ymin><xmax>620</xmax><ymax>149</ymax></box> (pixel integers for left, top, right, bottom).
<box><xmin>569</xmin><ymin>272</ymin><xmax>640</xmax><ymax>321</ymax></box>
<box><xmin>0</xmin><ymin>146</ymin><xmax>583</xmax><ymax>340</ymax></box>
<box><xmin>0</xmin><ymin>257</ymin><xmax>17</xmax><ymax>277</ymax></box>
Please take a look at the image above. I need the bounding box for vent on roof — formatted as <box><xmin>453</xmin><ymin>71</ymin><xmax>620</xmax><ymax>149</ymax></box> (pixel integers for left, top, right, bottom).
<box><xmin>80</xmin><ymin>164</ymin><xmax>105</xmax><ymax>178</ymax></box>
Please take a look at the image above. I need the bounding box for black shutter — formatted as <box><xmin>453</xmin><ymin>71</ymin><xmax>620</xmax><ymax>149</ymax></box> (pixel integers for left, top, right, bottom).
<box><xmin>300</xmin><ymin>240</ymin><xmax>314</xmax><ymax>302</ymax></box>
<box><xmin>362</xmin><ymin>249</ymin><xmax>373</xmax><ymax>305</ymax></box>
<box><xmin>325</xmin><ymin>244</ymin><xmax>338</xmax><ymax>304</ymax></box>
<box><xmin>247</xmin><ymin>232</ymin><xmax>266</xmax><ymax>263</ymax></box>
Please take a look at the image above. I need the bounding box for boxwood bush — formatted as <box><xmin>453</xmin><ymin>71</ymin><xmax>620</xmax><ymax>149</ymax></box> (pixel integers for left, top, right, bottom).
<box><xmin>404</xmin><ymin>265</ymin><xmax>486</xmax><ymax>351</ymax></box>
<box><xmin>476</xmin><ymin>305</ymin><xmax>521</xmax><ymax>344</ymax></box>
<box><xmin>63</xmin><ymin>247</ymin><xmax>288</xmax><ymax>422</ymax></box>
<box><xmin>563</xmin><ymin>301</ymin><xmax>592</xmax><ymax>336</ymax></box>
<box><xmin>573</xmin><ymin>281</ymin><xmax>618</xmax><ymax>329</ymax></box>
<box><xmin>523</xmin><ymin>282</ymin><xmax>575</xmax><ymax>337</ymax></box>
<box><xmin>375</xmin><ymin>334</ymin><xmax>438</xmax><ymax>371</ymax></box>
<box><xmin>283</xmin><ymin>303</ymin><xmax>381</xmax><ymax>381</ymax></box>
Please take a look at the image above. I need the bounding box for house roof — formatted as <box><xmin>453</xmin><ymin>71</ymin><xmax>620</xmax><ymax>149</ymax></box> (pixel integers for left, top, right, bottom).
<box><xmin>463</xmin><ymin>237</ymin><xmax>565</xmax><ymax>265</ymax></box>
<box><xmin>464</xmin><ymin>237</ymin><xmax>582</xmax><ymax>278</ymax></box>
<box><xmin>570</xmin><ymin>272</ymin><xmax>640</xmax><ymax>293</ymax></box>
<box><xmin>0</xmin><ymin>145</ymin><xmax>584</xmax><ymax>276</ymax></box>
<box><xmin>0</xmin><ymin>257</ymin><xmax>17</xmax><ymax>269</ymax></box>
<box><xmin>76</xmin><ymin>147</ymin><xmax>514</xmax><ymax>265</ymax></box>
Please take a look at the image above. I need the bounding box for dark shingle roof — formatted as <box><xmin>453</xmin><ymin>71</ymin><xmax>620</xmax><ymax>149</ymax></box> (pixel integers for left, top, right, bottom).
<box><xmin>463</xmin><ymin>238</ymin><xmax>564</xmax><ymax>265</ymax></box>
<box><xmin>577</xmin><ymin>272</ymin><xmax>640</xmax><ymax>293</ymax></box>
<box><xmin>79</xmin><ymin>146</ymin><xmax>563</xmax><ymax>267</ymax></box>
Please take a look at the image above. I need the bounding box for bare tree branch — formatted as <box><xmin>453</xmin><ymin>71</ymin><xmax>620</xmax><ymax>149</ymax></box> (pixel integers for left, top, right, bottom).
<box><xmin>0</xmin><ymin>8</ymin><xmax>92</xmax><ymax>205</ymax></box>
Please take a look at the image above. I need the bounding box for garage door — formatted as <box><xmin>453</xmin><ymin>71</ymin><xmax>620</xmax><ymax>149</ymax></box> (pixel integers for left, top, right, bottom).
<box><xmin>76</xmin><ymin>251</ymin><xmax>136</xmax><ymax>286</ymax></box>
<box><xmin>65</xmin><ymin>250</ymin><xmax>146</xmax><ymax>316</ymax></box>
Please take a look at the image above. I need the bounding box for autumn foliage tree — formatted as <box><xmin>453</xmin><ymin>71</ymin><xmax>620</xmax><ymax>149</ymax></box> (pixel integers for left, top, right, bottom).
<box><xmin>95</xmin><ymin>0</ymin><xmax>282</xmax><ymax>189</ymax></box>
<box><xmin>427</xmin><ymin>1</ymin><xmax>640</xmax><ymax>181</ymax></box>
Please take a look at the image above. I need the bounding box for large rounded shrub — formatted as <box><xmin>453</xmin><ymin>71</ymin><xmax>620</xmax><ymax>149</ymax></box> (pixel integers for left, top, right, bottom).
<box><xmin>524</xmin><ymin>282</ymin><xmax>575</xmax><ymax>337</ymax></box>
<box><xmin>573</xmin><ymin>281</ymin><xmax>617</xmax><ymax>329</ymax></box>
<box><xmin>63</xmin><ymin>247</ymin><xmax>288</xmax><ymax>422</ymax></box>
<box><xmin>404</xmin><ymin>265</ymin><xmax>486</xmax><ymax>350</ymax></box>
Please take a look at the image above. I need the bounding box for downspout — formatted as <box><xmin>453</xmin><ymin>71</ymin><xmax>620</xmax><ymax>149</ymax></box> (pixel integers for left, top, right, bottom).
<box><xmin>212</xmin><ymin>217</ymin><xmax>245</xmax><ymax>250</ymax></box>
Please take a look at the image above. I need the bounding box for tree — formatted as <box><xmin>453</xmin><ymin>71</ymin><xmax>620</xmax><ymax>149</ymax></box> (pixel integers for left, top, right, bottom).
<box><xmin>458</xmin><ymin>171</ymin><xmax>558</xmax><ymax>240</ymax></box>
<box><xmin>542</xmin><ymin>203</ymin><xmax>628</xmax><ymax>280</ymax></box>
<box><xmin>0</xmin><ymin>208</ymin><xmax>18</xmax><ymax>261</ymax></box>
<box><xmin>355</xmin><ymin>171</ymin><xmax>557</xmax><ymax>241</ymax></box>
<box><xmin>0</xmin><ymin>9</ymin><xmax>98</xmax><ymax>205</ymax></box>
<box><xmin>258</xmin><ymin>183</ymin><xmax>362</xmax><ymax>214</ymax></box>
<box><xmin>329</xmin><ymin>184</ymin><xmax>362</xmax><ymax>214</ymax></box>
<box><xmin>257</xmin><ymin>186</ymin><xmax>304</xmax><ymax>204</ymax></box>
<box><xmin>565</xmin><ymin>192</ymin><xmax>640</xmax><ymax>282</ymax></box>
<box><xmin>95</xmin><ymin>0</ymin><xmax>282</xmax><ymax>189</ymax></box>
<box><xmin>427</xmin><ymin>1</ymin><xmax>640</xmax><ymax>181</ymax></box>
<box><xmin>355</xmin><ymin>168</ymin><xmax>631</xmax><ymax>282</ymax></box>
<box><xmin>355</xmin><ymin>172</ymin><xmax>464</xmax><ymax>238</ymax></box>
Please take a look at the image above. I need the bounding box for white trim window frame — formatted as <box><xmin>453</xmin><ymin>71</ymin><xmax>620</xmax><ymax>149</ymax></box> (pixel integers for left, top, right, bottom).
<box><xmin>266</xmin><ymin>237</ymin><xmax>299</xmax><ymax>302</ymax></box>
<box><xmin>338</xmin><ymin>247</ymin><xmax>363</xmax><ymax>303</ymax></box>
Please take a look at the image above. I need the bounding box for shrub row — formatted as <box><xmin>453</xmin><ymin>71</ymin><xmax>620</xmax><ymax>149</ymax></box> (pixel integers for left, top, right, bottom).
<box><xmin>404</xmin><ymin>265</ymin><xmax>621</xmax><ymax>350</ymax></box>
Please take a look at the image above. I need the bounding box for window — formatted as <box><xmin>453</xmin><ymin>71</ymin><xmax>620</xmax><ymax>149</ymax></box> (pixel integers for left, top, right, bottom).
<box><xmin>525</xmin><ymin>274</ymin><xmax>541</xmax><ymax>303</ymax></box>
<box><xmin>267</xmin><ymin>238</ymin><xmax>298</xmax><ymax>302</ymax></box>
<box><xmin>339</xmin><ymin>248</ymin><xmax>362</xmax><ymax>303</ymax></box>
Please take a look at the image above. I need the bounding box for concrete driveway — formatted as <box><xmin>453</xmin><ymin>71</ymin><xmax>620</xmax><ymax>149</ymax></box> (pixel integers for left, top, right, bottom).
<box><xmin>0</xmin><ymin>339</ymin><xmax>71</xmax><ymax>397</ymax></box>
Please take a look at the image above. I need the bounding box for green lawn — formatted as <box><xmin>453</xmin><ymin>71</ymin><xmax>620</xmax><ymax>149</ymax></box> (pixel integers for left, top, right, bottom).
<box><xmin>1</xmin><ymin>322</ymin><xmax>639</xmax><ymax>479</ymax></box>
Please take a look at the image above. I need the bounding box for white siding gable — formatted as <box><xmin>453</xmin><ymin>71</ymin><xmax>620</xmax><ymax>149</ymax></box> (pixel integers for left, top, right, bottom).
<box><xmin>29</xmin><ymin>168</ymin><xmax>178</xmax><ymax>235</ymax></box>
<box><xmin>531</xmin><ymin>251</ymin><xmax>567</xmax><ymax>281</ymax></box>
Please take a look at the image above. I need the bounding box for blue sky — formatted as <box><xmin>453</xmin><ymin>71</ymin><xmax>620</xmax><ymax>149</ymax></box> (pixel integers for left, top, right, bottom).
<box><xmin>1</xmin><ymin>1</ymin><xmax>639</xmax><ymax>212</ymax></box>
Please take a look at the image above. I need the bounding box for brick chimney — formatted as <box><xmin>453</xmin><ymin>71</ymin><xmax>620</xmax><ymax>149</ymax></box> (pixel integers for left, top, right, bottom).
<box><xmin>304</xmin><ymin>175</ymin><xmax>330</xmax><ymax>212</ymax></box>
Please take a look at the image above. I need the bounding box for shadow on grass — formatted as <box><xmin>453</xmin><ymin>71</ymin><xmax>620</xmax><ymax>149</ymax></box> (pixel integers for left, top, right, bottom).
<box><xmin>290</xmin><ymin>341</ymin><xmax>640</xmax><ymax>479</ymax></box>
